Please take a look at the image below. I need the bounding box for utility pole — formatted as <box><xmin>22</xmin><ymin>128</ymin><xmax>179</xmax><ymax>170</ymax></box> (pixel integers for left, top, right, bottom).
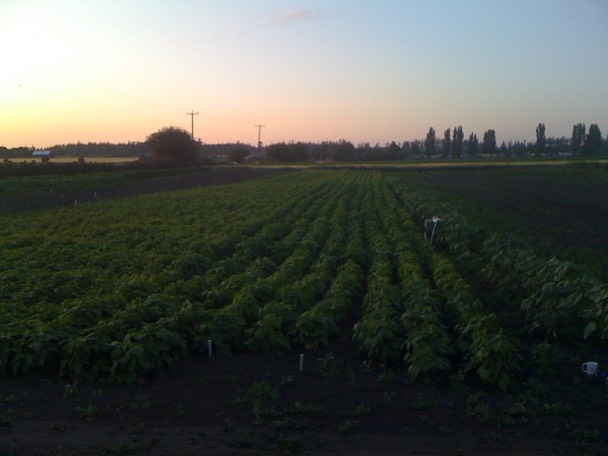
<box><xmin>187</xmin><ymin>111</ymin><xmax>199</xmax><ymax>139</ymax></box>
<box><xmin>255</xmin><ymin>124</ymin><xmax>265</xmax><ymax>149</ymax></box>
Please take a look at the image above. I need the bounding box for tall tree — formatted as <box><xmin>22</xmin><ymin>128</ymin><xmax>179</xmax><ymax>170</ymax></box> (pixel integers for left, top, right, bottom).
<box><xmin>388</xmin><ymin>141</ymin><xmax>401</xmax><ymax>160</ymax></box>
<box><xmin>331</xmin><ymin>139</ymin><xmax>356</xmax><ymax>161</ymax></box>
<box><xmin>500</xmin><ymin>141</ymin><xmax>508</xmax><ymax>155</ymax></box>
<box><xmin>452</xmin><ymin>126</ymin><xmax>464</xmax><ymax>158</ymax></box>
<box><xmin>424</xmin><ymin>127</ymin><xmax>436</xmax><ymax>157</ymax></box>
<box><xmin>511</xmin><ymin>140</ymin><xmax>527</xmax><ymax>157</ymax></box>
<box><xmin>482</xmin><ymin>129</ymin><xmax>496</xmax><ymax>155</ymax></box>
<box><xmin>467</xmin><ymin>133</ymin><xmax>479</xmax><ymax>156</ymax></box>
<box><xmin>571</xmin><ymin>123</ymin><xmax>585</xmax><ymax>155</ymax></box>
<box><xmin>443</xmin><ymin>128</ymin><xmax>451</xmax><ymax>157</ymax></box>
<box><xmin>411</xmin><ymin>141</ymin><xmax>421</xmax><ymax>157</ymax></box>
<box><xmin>535</xmin><ymin>123</ymin><xmax>546</xmax><ymax>156</ymax></box>
<box><xmin>583</xmin><ymin>124</ymin><xmax>603</xmax><ymax>156</ymax></box>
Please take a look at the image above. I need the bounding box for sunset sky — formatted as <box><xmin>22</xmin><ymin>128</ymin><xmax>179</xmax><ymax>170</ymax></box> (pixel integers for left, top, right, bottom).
<box><xmin>1</xmin><ymin>0</ymin><xmax>607</xmax><ymax>148</ymax></box>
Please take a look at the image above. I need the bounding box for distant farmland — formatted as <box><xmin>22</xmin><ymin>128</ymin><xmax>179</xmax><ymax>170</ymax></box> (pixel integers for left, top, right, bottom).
<box><xmin>8</xmin><ymin>156</ymin><xmax>139</xmax><ymax>164</ymax></box>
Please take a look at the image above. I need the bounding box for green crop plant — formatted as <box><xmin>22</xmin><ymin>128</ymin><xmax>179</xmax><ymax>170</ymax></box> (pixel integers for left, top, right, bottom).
<box><xmin>338</xmin><ymin>419</ymin><xmax>360</xmax><ymax>434</ymax></box>
<box><xmin>75</xmin><ymin>403</ymin><xmax>97</xmax><ymax>422</ymax></box>
<box><xmin>0</xmin><ymin>167</ymin><xmax>606</xmax><ymax>394</ymax></box>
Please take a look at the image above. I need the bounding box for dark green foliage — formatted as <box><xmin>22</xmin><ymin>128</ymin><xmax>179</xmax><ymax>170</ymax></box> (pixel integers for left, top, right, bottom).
<box><xmin>443</xmin><ymin>128</ymin><xmax>451</xmax><ymax>157</ymax></box>
<box><xmin>265</xmin><ymin>142</ymin><xmax>311</xmax><ymax>162</ymax></box>
<box><xmin>482</xmin><ymin>129</ymin><xmax>496</xmax><ymax>155</ymax></box>
<box><xmin>424</xmin><ymin>127</ymin><xmax>436</xmax><ymax>157</ymax></box>
<box><xmin>2</xmin><ymin>167</ymin><xmax>606</xmax><ymax>393</ymax></box>
<box><xmin>583</xmin><ymin>124</ymin><xmax>603</xmax><ymax>155</ymax></box>
<box><xmin>535</xmin><ymin>123</ymin><xmax>546</xmax><ymax>155</ymax></box>
<box><xmin>467</xmin><ymin>133</ymin><xmax>478</xmax><ymax>156</ymax></box>
<box><xmin>452</xmin><ymin>126</ymin><xmax>464</xmax><ymax>158</ymax></box>
<box><xmin>571</xmin><ymin>123</ymin><xmax>586</xmax><ymax>154</ymax></box>
<box><xmin>146</xmin><ymin>126</ymin><xmax>201</xmax><ymax>166</ymax></box>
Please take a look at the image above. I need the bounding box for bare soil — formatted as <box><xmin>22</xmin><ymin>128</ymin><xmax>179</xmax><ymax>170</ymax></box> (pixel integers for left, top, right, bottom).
<box><xmin>2</xmin><ymin>338</ymin><xmax>607</xmax><ymax>455</ymax></box>
<box><xmin>0</xmin><ymin>166</ymin><xmax>276</xmax><ymax>215</ymax></box>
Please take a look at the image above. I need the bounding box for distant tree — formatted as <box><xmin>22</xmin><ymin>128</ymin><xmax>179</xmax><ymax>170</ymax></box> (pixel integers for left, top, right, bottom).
<box><xmin>499</xmin><ymin>141</ymin><xmax>508</xmax><ymax>155</ymax></box>
<box><xmin>387</xmin><ymin>141</ymin><xmax>401</xmax><ymax>160</ymax></box>
<box><xmin>482</xmin><ymin>129</ymin><xmax>496</xmax><ymax>155</ymax></box>
<box><xmin>146</xmin><ymin>126</ymin><xmax>200</xmax><ymax>166</ymax></box>
<box><xmin>452</xmin><ymin>126</ymin><xmax>464</xmax><ymax>158</ymax></box>
<box><xmin>401</xmin><ymin>141</ymin><xmax>411</xmax><ymax>158</ymax></box>
<box><xmin>266</xmin><ymin>141</ymin><xmax>311</xmax><ymax>162</ymax></box>
<box><xmin>583</xmin><ymin>124</ymin><xmax>603</xmax><ymax>156</ymax></box>
<box><xmin>511</xmin><ymin>140</ymin><xmax>527</xmax><ymax>157</ymax></box>
<box><xmin>228</xmin><ymin>144</ymin><xmax>251</xmax><ymax>163</ymax></box>
<box><xmin>571</xmin><ymin>123</ymin><xmax>586</xmax><ymax>155</ymax></box>
<box><xmin>311</xmin><ymin>142</ymin><xmax>330</xmax><ymax>161</ymax></box>
<box><xmin>467</xmin><ymin>133</ymin><xmax>479</xmax><ymax>156</ymax></box>
<box><xmin>330</xmin><ymin>139</ymin><xmax>356</xmax><ymax>161</ymax></box>
<box><xmin>265</xmin><ymin>143</ymin><xmax>289</xmax><ymax>161</ymax></box>
<box><xmin>49</xmin><ymin>145</ymin><xmax>66</xmax><ymax>156</ymax></box>
<box><xmin>411</xmin><ymin>141</ymin><xmax>421</xmax><ymax>157</ymax></box>
<box><xmin>535</xmin><ymin>123</ymin><xmax>546</xmax><ymax>156</ymax></box>
<box><xmin>442</xmin><ymin>128</ymin><xmax>451</xmax><ymax>157</ymax></box>
<box><xmin>424</xmin><ymin>127</ymin><xmax>436</xmax><ymax>157</ymax></box>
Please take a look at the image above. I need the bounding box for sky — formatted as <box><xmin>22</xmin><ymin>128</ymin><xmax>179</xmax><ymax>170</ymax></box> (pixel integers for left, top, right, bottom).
<box><xmin>1</xmin><ymin>0</ymin><xmax>607</xmax><ymax>148</ymax></box>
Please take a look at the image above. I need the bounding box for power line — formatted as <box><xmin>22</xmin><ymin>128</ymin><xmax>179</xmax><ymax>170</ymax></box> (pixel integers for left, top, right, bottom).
<box><xmin>255</xmin><ymin>124</ymin><xmax>265</xmax><ymax>149</ymax></box>
<box><xmin>187</xmin><ymin>111</ymin><xmax>199</xmax><ymax>139</ymax></box>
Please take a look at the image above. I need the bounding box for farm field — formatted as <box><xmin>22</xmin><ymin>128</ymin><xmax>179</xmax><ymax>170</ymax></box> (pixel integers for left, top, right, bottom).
<box><xmin>7</xmin><ymin>157</ymin><xmax>139</xmax><ymax>164</ymax></box>
<box><xmin>1</xmin><ymin>165</ymin><xmax>607</xmax><ymax>455</ymax></box>
<box><xmin>0</xmin><ymin>166</ymin><xmax>274</xmax><ymax>213</ymax></box>
<box><xmin>389</xmin><ymin>163</ymin><xmax>608</xmax><ymax>280</ymax></box>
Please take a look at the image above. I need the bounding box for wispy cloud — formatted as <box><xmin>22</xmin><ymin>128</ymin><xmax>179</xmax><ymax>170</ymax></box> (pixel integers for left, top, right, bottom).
<box><xmin>266</xmin><ymin>8</ymin><xmax>312</xmax><ymax>28</ymax></box>
<box><xmin>199</xmin><ymin>31</ymin><xmax>225</xmax><ymax>41</ymax></box>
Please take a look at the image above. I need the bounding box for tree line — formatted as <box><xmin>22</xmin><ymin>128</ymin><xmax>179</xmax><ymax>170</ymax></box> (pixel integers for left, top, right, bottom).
<box><xmin>0</xmin><ymin>142</ymin><xmax>150</xmax><ymax>159</ymax></box>
<box><xmin>1</xmin><ymin>122</ymin><xmax>605</xmax><ymax>166</ymax></box>
<box><xmin>263</xmin><ymin>122</ymin><xmax>604</xmax><ymax>162</ymax></box>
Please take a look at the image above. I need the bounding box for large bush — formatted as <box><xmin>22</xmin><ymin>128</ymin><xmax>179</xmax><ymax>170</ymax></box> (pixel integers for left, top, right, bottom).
<box><xmin>146</xmin><ymin>127</ymin><xmax>201</xmax><ymax>166</ymax></box>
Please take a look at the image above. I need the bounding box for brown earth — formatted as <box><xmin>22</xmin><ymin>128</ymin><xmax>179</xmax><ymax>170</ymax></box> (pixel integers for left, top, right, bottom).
<box><xmin>1</xmin><ymin>339</ymin><xmax>607</xmax><ymax>455</ymax></box>
<box><xmin>0</xmin><ymin>166</ymin><xmax>276</xmax><ymax>215</ymax></box>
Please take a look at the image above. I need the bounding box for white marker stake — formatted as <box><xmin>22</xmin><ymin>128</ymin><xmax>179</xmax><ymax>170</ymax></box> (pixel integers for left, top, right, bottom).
<box><xmin>208</xmin><ymin>339</ymin><xmax>212</xmax><ymax>357</ymax></box>
<box><xmin>299</xmin><ymin>354</ymin><xmax>304</xmax><ymax>372</ymax></box>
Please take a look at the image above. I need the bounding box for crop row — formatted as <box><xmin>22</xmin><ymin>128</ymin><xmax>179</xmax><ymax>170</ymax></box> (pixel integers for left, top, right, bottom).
<box><xmin>352</xmin><ymin>174</ymin><xmax>521</xmax><ymax>390</ymax></box>
<box><xmin>385</xmin><ymin>173</ymin><xmax>608</xmax><ymax>344</ymax></box>
<box><xmin>1</xmin><ymin>171</ymin><xmax>348</xmax><ymax>380</ymax></box>
<box><xmin>2</xmin><ymin>169</ymin><xmax>605</xmax><ymax>390</ymax></box>
<box><xmin>1</xmin><ymin>171</ymin><xmax>381</xmax><ymax>381</ymax></box>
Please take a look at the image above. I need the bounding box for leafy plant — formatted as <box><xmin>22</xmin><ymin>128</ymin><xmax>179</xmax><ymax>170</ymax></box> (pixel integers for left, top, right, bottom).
<box><xmin>338</xmin><ymin>419</ymin><xmax>360</xmax><ymax>434</ymax></box>
<box><xmin>317</xmin><ymin>352</ymin><xmax>339</xmax><ymax>380</ymax></box>
<box><xmin>355</xmin><ymin>403</ymin><xmax>371</xmax><ymax>416</ymax></box>
<box><xmin>75</xmin><ymin>403</ymin><xmax>97</xmax><ymax>422</ymax></box>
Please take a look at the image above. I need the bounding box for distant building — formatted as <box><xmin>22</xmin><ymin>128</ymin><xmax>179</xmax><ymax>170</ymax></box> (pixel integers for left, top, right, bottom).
<box><xmin>32</xmin><ymin>150</ymin><xmax>52</xmax><ymax>158</ymax></box>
